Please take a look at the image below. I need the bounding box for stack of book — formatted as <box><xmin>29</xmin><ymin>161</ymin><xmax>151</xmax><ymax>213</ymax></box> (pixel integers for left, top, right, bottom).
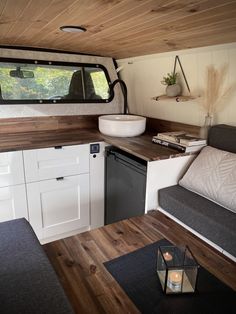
<box><xmin>152</xmin><ymin>131</ymin><xmax>207</xmax><ymax>152</ymax></box>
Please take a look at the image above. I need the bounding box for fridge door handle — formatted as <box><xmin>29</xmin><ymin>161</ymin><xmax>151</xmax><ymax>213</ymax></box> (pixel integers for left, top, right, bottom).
<box><xmin>105</xmin><ymin>149</ymin><xmax>116</xmax><ymax>157</ymax></box>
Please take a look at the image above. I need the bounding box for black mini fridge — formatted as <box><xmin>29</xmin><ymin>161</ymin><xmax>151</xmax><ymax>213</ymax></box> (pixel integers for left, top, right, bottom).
<box><xmin>105</xmin><ymin>146</ymin><xmax>147</xmax><ymax>225</ymax></box>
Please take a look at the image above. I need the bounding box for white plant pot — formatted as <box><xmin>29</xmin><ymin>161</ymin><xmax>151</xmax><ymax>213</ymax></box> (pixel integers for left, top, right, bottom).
<box><xmin>166</xmin><ymin>84</ymin><xmax>181</xmax><ymax>97</ymax></box>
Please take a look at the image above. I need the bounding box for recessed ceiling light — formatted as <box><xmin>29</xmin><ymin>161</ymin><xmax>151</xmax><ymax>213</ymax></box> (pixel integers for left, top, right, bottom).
<box><xmin>60</xmin><ymin>26</ymin><xmax>86</xmax><ymax>33</ymax></box>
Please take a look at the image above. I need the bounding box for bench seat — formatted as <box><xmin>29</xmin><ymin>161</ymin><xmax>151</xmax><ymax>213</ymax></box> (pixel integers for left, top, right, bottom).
<box><xmin>158</xmin><ymin>185</ymin><xmax>236</xmax><ymax>258</ymax></box>
<box><xmin>0</xmin><ymin>218</ymin><xmax>74</xmax><ymax>314</ymax></box>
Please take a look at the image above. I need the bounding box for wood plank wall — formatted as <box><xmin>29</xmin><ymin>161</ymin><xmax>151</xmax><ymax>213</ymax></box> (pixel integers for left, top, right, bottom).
<box><xmin>0</xmin><ymin>0</ymin><xmax>235</xmax><ymax>58</ymax></box>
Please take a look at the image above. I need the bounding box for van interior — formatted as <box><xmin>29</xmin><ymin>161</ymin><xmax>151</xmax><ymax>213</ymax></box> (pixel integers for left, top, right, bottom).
<box><xmin>0</xmin><ymin>1</ymin><xmax>235</xmax><ymax>313</ymax></box>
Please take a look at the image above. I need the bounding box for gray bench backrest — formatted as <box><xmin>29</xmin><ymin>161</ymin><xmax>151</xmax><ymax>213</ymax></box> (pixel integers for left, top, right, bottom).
<box><xmin>208</xmin><ymin>124</ymin><xmax>236</xmax><ymax>153</ymax></box>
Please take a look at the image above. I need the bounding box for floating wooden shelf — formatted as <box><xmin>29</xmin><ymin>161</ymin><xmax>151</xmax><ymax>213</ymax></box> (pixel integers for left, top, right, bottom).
<box><xmin>151</xmin><ymin>95</ymin><xmax>196</xmax><ymax>102</ymax></box>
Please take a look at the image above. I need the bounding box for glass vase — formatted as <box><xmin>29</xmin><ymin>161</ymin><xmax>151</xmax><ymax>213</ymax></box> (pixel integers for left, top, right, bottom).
<box><xmin>199</xmin><ymin>114</ymin><xmax>212</xmax><ymax>139</ymax></box>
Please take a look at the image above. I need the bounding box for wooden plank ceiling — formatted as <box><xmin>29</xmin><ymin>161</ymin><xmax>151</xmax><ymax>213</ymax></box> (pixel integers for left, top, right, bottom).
<box><xmin>0</xmin><ymin>0</ymin><xmax>236</xmax><ymax>59</ymax></box>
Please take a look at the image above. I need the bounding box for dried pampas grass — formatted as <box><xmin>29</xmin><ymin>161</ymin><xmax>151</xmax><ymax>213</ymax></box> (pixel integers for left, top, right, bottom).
<box><xmin>199</xmin><ymin>64</ymin><xmax>235</xmax><ymax>116</ymax></box>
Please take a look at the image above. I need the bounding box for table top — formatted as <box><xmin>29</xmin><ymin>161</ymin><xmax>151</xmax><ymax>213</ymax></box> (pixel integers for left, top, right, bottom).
<box><xmin>44</xmin><ymin>211</ymin><xmax>236</xmax><ymax>314</ymax></box>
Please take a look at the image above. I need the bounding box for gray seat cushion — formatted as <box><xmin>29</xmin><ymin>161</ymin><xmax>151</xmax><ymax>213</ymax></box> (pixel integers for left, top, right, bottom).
<box><xmin>0</xmin><ymin>218</ymin><xmax>74</xmax><ymax>314</ymax></box>
<box><xmin>158</xmin><ymin>185</ymin><xmax>236</xmax><ymax>257</ymax></box>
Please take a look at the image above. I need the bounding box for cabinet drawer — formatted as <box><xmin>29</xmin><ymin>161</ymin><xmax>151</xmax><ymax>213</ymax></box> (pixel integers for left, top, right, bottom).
<box><xmin>24</xmin><ymin>144</ymin><xmax>89</xmax><ymax>182</ymax></box>
<box><xmin>0</xmin><ymin>151</ymin><xmax>25</xmax><ymax>187</ymax></box>
<box><xmin>27</xmin><ymin>174</ymin><xmax>90</xmax><ymax>240</ymax></box>
<box><xmin>0</xmin><ymin>185</ymin><xmax>28</xmax><ymax>222</ymax></box>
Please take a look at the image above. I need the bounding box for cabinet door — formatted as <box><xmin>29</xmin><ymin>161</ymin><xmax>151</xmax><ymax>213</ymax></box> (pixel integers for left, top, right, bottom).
<box><xmin>27</xmin><ymin>174</ymin><xmax>90</xmax><ymax>240</ymax></box>
<box><xmin>0</xmin><ymin>185</ymin><xmax>28</xmax><ymax>222</ymax></box>
<box><xmin>23</xmin><ymin>144</ymin><xmax>89</xmax><ymax>183</ymax></box>
<box><xmin>0</xmin><ymin>151</ymin><xmax>25</xmax><ymax>187</ymax></box>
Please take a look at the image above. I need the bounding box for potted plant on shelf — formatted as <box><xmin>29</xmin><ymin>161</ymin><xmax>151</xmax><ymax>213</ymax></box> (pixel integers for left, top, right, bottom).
<box><xmin>161</xmin><ymin>72</ymin><xmax>181</xmax><ymax>97</ymax></box>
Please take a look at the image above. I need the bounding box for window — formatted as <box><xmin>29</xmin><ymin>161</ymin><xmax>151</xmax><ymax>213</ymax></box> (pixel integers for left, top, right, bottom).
<box><xmin>0</xmin><ymin>58</ymin><xmax>112</xmax><ymax>104</ymax></box>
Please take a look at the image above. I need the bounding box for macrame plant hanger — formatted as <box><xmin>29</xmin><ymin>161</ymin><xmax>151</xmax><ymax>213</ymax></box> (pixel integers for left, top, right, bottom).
<box><xmin>152</xmin><ymin>55</ymin><xmax>193</xmax><ymax>101</ymax></box>
<box><xmin>173</xmin><ymin>55</ymin><xmax>191</xmax><ymax>94</ymax></box>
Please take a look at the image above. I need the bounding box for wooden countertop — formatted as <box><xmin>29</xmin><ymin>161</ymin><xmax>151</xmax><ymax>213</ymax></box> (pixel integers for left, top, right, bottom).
<box><xmin>102</xmin><ymin>133</ymin><xmax>192</xmax><ymax>161</ymax></box>
<box><xmin>44</xmin><ymin>211</ymin><xmax>236</xmax><ymax>314</ymax></box>
<box><xmin>0</xmin><ymin>129</ymin><xmax>192</xmax><ymax>161</ymax></box>
<box><xmin>0</xmin><ymin>129</ymin><xmax>103</xmax><ymax>152</ymax></box>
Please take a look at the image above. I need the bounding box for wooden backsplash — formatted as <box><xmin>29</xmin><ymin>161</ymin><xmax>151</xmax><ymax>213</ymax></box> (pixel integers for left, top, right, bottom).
<box><xmin>0</xmin><ymin>115</ymin><xmax>98</xmax><ymax>134</ymax></box>
<box><xmin>146</xmin><ymin>117</ymin><xmax>200</xmax><ymax>135</ymax></box>
<box><xmin>0</xmin><ymin>115</ymin><xmax>200</xmax><ymax>135</ymax></box>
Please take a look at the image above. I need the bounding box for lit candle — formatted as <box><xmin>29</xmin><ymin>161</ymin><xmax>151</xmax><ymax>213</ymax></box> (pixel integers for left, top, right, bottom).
<box><xmin>163</xmin><ymin>252</ymin><xmax>173</xmax><ymax>261</ymax></box>
<box><xmin>168</xmin><ymin>270</ymin><xmax>183</xmax><ymax>291</ymax></box>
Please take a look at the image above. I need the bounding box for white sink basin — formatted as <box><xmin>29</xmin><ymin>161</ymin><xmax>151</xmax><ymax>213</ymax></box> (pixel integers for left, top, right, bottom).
<box><xmin>99</xmin><ymin>114</ymin><xmax>146</xmax><ymax>137</ymax></box>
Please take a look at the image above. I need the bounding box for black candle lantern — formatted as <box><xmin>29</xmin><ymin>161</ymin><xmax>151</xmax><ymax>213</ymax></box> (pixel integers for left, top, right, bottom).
<box><xmin>157</xmin><ymin>245</ymin><xmax>199</xmax><ymax>294</ymax></box>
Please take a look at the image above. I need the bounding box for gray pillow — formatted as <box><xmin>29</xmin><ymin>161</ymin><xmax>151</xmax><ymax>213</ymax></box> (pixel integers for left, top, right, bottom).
<box><xmin>179</xmin><ymin>146</ymin><xmax>236</xmax><ymax>212</ymax></box>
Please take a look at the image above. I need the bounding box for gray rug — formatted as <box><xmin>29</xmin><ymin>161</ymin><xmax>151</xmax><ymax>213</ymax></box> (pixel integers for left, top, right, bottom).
<box><xmin>104</xmin><ymin>240</ymin><xmax>236</xmax><ymax>314</ymax></box>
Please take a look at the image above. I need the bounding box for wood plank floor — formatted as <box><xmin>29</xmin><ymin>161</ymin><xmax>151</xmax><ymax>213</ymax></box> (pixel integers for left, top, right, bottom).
<box><xmin>44</xmin><ymin>211</ymin><xmax>236</xmax><ymax>314</ymax></box>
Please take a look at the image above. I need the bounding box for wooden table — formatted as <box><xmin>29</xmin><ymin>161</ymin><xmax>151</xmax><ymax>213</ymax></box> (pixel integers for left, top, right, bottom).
<box><xmin>44</xmin><ymin>211</ymin><xmax>236</xmax><ymax>314</ymax></box>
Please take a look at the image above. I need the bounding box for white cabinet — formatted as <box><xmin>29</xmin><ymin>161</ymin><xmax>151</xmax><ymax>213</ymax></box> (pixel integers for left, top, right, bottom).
<box><xmin>0</xmin><ymin>151</ymin><xmax>25</xmax><ymax>187</ymax></box>
<box><xmin>24</xmin><ymin>143</ymin><xmax>92</xmax><ymax>242</ymax></box>
<box><xmin>0</xmin><ymin>185</ymin><xmax>28</xmax><ymax>222</ymax></box>
<box><xmin>23</xmin><ymin>144</ymin><xmax>89</xmax><ymax>182</ymax></box>
<box><xmin>0</xmin><ymin>151</ymin><xmax>28</xmax><ymax>223</ymax></box>
<box><xmin>0</xmin><ymin>142</ymin><xmax>105</xmax><ymax>242</ymax></box>
<box><xmin>27</xmin><ymin>174</ymin><xmax>89</xmax><ymax>240</ymax></box>
<box><xmin>145</xmin><ymin>155</ymin><xmax>195</xmax><ymax>212</ymax></box>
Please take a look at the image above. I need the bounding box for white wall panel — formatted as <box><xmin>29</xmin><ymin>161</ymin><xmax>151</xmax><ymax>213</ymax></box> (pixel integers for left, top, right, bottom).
<box><xmin>117</xmin><ymin>43</ymin><xmax>236</xmax><ymax>127</ymax></box>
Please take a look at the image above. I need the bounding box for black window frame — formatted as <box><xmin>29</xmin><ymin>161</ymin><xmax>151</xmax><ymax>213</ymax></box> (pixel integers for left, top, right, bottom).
<box><xmin>0</xmin><ymin>57</ymin><xmax>113</xmax><ymax>104</ymax></box>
